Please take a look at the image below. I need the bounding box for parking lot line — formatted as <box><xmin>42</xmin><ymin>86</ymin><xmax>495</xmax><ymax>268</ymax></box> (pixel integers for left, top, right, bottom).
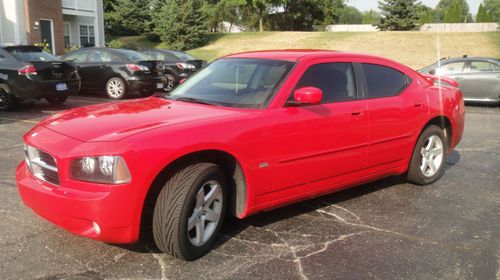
<box><xmin>0</xmin><ymin>117</ymin><xmax>39</xmax><ymax>124</ymax></box>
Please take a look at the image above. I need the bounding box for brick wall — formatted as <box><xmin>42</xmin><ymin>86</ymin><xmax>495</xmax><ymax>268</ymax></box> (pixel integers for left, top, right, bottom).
<box><xmin>23</xmin><ymin>0</ymin><xmax>64</xmax><ymax>55</ymax></box>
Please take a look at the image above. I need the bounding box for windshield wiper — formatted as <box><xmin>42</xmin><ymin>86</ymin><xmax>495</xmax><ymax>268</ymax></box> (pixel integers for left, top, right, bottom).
<box><xmin>172</xmin><ymin>97</ymin><xmax>217</xmax><ymax>106</ymax></box>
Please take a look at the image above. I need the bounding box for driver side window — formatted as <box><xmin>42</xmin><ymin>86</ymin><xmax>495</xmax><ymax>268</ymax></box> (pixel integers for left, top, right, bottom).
<box><xmin>64</xmin><ymin>50</ymin><xmax>90</xmax><ymax>63</ymax></box>
<box><xmin>292</xmin><ymin>63</ymin><xmax>357</xmax><ymax>104</ymax></box>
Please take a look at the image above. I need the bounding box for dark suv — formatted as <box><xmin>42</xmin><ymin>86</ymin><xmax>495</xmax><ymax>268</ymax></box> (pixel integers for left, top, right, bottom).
<box><xmin>0</xmin><ymin>45</ymin><xmax>80</xmax><ymax>111</ymax></box>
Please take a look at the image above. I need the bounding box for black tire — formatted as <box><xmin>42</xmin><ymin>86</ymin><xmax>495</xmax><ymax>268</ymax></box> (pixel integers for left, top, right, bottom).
<box><xmin>0</xmin><ymin>84</ymin><xmax>18</xmax><ymax>111</ymax></box>
<box><xmin>164</xmin><ymin>73</ymin><xmax>176</xmax><ymax>92</ymax></box>
<box><xmin>46</xmin><ymin>95</ymin><xmax>68</xmax><ymax>105</ymax></box>
<box><xmin>407</xmin><ymin>125</ymin><xmax>448</xmax><ymax>185</ymax></box>
<box><xmin>106</xmin><ymin>77</ymin><xmax>126</xmax><ymax>99</ymax></box>
<box><xmin>153</xmin><ymin>163</ymin><xmax>227</xmax><ymax>260</ymax></box>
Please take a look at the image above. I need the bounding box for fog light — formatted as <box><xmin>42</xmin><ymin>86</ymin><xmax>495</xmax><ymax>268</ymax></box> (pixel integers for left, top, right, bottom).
<box><xmin>92</xmin><ymin>221</ymin><xmax>101</xmax><ymax>235</ymax></box>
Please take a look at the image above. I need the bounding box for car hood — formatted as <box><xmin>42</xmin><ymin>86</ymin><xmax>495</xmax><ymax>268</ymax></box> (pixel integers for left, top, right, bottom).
<box><xmin>39</xmin><ymin>97</ymin><xmax>239</xmax><ymax>142</ymax></box>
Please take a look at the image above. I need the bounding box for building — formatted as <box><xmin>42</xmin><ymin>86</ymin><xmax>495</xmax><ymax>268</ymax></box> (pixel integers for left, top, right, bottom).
<box><xmin>0</xmin><ymin>0</ymin><xmax>105</xmax><ymax>55</ymax></box>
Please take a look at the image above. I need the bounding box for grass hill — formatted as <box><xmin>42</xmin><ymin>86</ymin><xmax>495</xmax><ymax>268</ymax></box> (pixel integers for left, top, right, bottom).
<box><xmin>112</xmin><ymin>31</ymin><xmax>500</xmax><ymax>69</ymax></box>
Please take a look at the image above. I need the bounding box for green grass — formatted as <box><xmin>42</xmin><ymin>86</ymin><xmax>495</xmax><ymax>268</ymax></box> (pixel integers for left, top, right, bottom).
<box><xmin>109</xmin><ymin>31</ymin><xmax>500</xmax><ymax>69</ymax></box>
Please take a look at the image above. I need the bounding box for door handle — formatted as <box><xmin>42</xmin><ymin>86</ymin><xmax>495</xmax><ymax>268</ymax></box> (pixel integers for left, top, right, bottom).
<box><xmin>351</xmin><ymin>111</ymin><xmax>364</xmax><ymax>116</ymax></box>
<box><xmin>414</xmin><ymin>103</ymin><xmax>423</xmax><ymax>107</ymax></box>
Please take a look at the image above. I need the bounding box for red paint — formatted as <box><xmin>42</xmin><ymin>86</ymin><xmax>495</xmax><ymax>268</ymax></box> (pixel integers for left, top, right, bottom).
<box><xmin>16</xmin><ymin>50</ymin><xmax>464</xmax><ymax>244</ymax></box>
<box><xmin>293</xmin><ymin>87</ymin><xmax>323</xmax><ymax>104</ymax></box>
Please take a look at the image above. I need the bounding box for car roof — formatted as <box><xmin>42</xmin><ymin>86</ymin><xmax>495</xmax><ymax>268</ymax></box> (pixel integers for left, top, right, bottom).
<box><xmin>223</xmin><ymin>49</ymin><xmax>397</xmax><ymax>63</ymax></box>
<box><xmin>441</xmin><ymin>56</ymin><xmax>499</xmax><ymax>62</ymax></box>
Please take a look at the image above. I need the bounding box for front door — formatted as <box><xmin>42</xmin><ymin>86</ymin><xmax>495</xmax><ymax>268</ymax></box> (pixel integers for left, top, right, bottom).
<box><xmin>40</xmin><ymin>20</ymin><xmax>53</xmax><ymax>54</ymax></box>
<box><xmin>266</xmin><ymin>61</ymin><xmax>369</xmax><ymax>202</ymax></box>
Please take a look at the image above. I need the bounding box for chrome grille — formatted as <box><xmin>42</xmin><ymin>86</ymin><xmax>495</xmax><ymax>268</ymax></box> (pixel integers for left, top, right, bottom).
<box><xmin>24</xmin><ymin>145</ymin><xmax>60</xmax><ymax>186</ymax></box>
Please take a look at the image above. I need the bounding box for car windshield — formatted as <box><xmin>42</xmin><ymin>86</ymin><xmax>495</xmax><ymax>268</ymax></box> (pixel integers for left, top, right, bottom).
<box><xmin>167</xmin><ymin>58</ymin><xmax>294</xmax><ymax>109</ymax></box>
<box><xmin>113</xmin><ymin>49</ymin><xmax>149</xmax><ymax>61</ymax></box>
<box><xmin>169</xmin><ymin>51</ymin><xmax>195</xmax><ymax>61</ymax></box>
<box><xmin>6</xmin><ymin>47</ymin><xmax>59</xmax><ymax>62</ymax></box>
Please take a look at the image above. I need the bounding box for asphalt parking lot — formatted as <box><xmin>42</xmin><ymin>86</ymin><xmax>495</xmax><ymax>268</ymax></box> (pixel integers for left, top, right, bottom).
<box><xmin>0</xmin><ymin>95</ymin><xmax>498</xmax><ymax>280</ymax></box>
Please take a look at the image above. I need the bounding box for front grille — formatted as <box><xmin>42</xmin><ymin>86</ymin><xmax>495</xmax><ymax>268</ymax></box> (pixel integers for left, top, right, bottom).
<box><xmin>25</xmin><ymin>146</ymin><xmax>60</xmax><ymax>186</ymax></box>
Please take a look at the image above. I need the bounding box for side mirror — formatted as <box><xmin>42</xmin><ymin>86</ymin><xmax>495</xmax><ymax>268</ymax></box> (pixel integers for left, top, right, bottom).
<box><xmin>292</xmin><ymin>87</ymin><xmax>323</xmax><ymax>105</ymax></box>
<box><xmin>429</xmin><ymin>68</ymin><xmax>436</xmax><ymax>75</ymax></box>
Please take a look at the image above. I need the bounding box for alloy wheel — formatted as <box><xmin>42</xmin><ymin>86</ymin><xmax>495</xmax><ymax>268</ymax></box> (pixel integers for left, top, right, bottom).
<box><xmin>107</xmin><ymin>78</ymin><xmax>124</xmax><ymax>98</ymax></box>
<box><xmin>420</xmin><ymin>135</ymin><xmax>444</xmax><ymax>177</ymax></box>
<box><xmin>165</xmin><ymin>74</ymin><xmax>175</xmax><ymax>92</ymax></box>
<box><xmin>187</xmin><ymin>180</ymin><xmax>223</xmax><ymax>247</ymax></box>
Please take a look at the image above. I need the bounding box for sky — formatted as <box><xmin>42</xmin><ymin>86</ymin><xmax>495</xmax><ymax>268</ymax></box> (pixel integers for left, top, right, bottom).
<box><xmin>348</xmin><ymin>0</ymin><xmax>483</xmax><ymax>15</ymax></box>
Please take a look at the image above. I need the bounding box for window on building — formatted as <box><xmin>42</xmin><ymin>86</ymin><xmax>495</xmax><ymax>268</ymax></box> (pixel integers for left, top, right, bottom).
<box><xmin>79</xmin><ymin>25</ymin><xmax>95</xmax><ymax>47</ymax></box>
<box><xmin>64</xmin><ymin>22</ymin><xmax>71</xmax><ymax>48</ymax></box>
<box><xmin>362</xmin><ymin>64</ymin><xmax>409</xmax><ymax>98</ymax></box>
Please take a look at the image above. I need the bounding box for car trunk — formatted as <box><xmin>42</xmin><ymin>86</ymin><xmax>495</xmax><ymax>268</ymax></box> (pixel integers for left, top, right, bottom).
<box><xmin>186</xmin><ymin>59</ymin><xmax>206</xmax><ymax>70</ymax></box>
<box><xmin>30</xmin><ymin>61</ymin><xmax>77</xmax><ymax>81</ymax></box>
<box><xmin>136</xmin><ymin>60</ymin><xmax>165</xmax><ymax>77</ymax></box>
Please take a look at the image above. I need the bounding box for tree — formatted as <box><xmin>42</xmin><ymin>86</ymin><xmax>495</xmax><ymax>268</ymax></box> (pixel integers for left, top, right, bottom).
<box><xmin>338</xmin><ymin>6</ymin><xmax>363</xmax><ymax>24</ymax></box>
<box><xmin>436</xmin><ymin>0</ymin><xmax>471</xmax><ymax>22</ymax></box>
<box><xmin>153</xmin><ymin>0</ymin><xmax>207</xmax><ymax>50</ymax></box>
<box><xmin>104</xmin><ymin>0</ymin><xmax>152</xmax><ymax>36</ymax></box>
<box><xmin>415</xmin><ymin>4</ymin><xmax>435</xmax><ymax>25</ymax></box>
<box><xmin>362</xmin><ymin>10</ymin><xmax>381</xmax><ymax>25</ymax></box>
<box><xmin>484</xmin><ymin>0</ymin><xmax>500</xmax><ymax>23</ymax></box>
<box><xmin>476</xmin><ymin>3</ymin><xmax>493</xmax><ymax>22</ymax></box>
<box><xmin>443</xmin><ymin>0</ymin><xmax>462</xmax><ymax>23</ymax></box>
<box><xmin>377</xmin><ymin>0</ymin><xmax>419</xmax><ymax>31</ymax></box>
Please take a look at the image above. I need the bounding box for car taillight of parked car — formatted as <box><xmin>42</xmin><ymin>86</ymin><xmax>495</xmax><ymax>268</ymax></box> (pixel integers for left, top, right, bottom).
<box><xmin>126</xmin><ymin>64</ymin><xmax>149</xmax><ymax>72</ymax></box>
<box><xmin>18</xmin><ymin>65</ymin><xmax>38</xmax><ymax>75</ymax></box>
<box><xmin>176</xmin><ymin>63</ymin><xmax>196</xmax><ymax>70</ymax></box>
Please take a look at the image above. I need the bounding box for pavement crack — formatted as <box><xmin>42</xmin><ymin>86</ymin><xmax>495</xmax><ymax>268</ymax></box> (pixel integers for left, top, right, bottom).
<box><xmin>146</xmin><ymin>245</ymin><xmax>169</xmax><ymax>280</ymax></box>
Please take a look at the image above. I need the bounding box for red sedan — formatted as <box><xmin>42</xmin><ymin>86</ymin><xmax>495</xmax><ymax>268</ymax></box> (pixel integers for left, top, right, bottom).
<box><xmin>16</xmin><ymin>50</ymin><xmax>464</xmax><ymax>260</ymax></box>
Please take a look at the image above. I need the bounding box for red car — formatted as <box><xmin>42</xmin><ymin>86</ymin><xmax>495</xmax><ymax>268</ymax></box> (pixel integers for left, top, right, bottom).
<box><xmin>17</xmin><ymin>50</ymin><xmax>464</xmax><ymax>260</ymax></box>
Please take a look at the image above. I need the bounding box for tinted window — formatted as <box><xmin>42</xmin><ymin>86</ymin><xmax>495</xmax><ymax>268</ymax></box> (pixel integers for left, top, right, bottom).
<box><xmin>64</xmin><ymin>49</ymin><xmax>90</xmax><ymax>63</ymax></box>
<box><xmin>169</xmin><ymin>51</ymin><xmax>195</xmax><ymax>61</ymax></box>
<box><xmin>294</xmin><ymin>63</ymin><xmax>356</xmax><ymax>103</ymax></box>
<box><xmin>0</xmin><ymin>54</ymin><xmax>5</xmax><ymax>64</ymax></box>
<box><xmin>6</xmin><ymin>47</ymin><xmax>59</xmax><ymax>62</ymax></box>
<box><xmin>113</xmin><ymin>49</ymin><xmax>149</xmax><ymax>61</ymax></box>
<box><xmin>362</xmin><ymin>64</ymin><xmax>408</xmax><ymax>98</ymax></box>
<box><xmin>88</xmin><ymin>50</ymin><xmax>123</xmax><ymax>62</ymax></box>
<box><xmin>469</xmin><ymin>61</ymin><xmax>500</xmax><ymax>72</ymax></box>
<box><xmin>437</xmin><ymin>61</ymin><xmax>466</xmax><ymax>74</ymax></box>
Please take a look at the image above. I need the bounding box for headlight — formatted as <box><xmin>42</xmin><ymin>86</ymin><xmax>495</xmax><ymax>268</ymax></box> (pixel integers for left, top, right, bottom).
<box><xmin>70</xmin><ymin>156</ymin><xmax>131</xmax><ymax>184</ymax></box>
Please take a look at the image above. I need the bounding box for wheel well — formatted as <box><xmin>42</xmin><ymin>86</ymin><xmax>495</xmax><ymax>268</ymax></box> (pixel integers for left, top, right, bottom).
<box><xmin>423</xmin><ymin>116</ymin><xmax>452</xmax><ymax>147</ymax></box>
<box><xmin>140</xmin><ymin>150</ymin><xmax>247</xmax><ymax>235</ymax></box>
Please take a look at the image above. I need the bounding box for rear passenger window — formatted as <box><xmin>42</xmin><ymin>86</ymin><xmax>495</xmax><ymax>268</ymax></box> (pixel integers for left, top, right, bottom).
<box><xmin>469</xmin><ymin>61</ymin><xmax>500</xmax><ymax>72</ymax></box>
<box><xmin>362</xmin><ymin>64</ymin><xmax>408</xmax><ymax>98</ymax></box>
<box><xmin>294</xmin><ymin>63</ymin><xmax>356</xmax><ymax>103</ymax></box>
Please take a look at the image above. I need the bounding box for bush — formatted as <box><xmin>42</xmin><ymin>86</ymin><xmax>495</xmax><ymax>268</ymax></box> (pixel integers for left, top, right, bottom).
<box><xmin>107</xmin><ymin>39</ymin><xmax>126</xmax><ymax>48</ymax></box>
<box><xmin>146</xmin><ymin>33</ymin><xmax>161</xmax><ymax>43</ymax></box>
<box><xmin>64</xmin><ymin>45</ymin><xmax>80</xmax><ymax>54</ymax></box>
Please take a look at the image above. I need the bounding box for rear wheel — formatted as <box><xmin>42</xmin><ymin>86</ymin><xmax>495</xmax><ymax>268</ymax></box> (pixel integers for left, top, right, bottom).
<box><xmin>46</xmin><ymin>95</ymin><xmax>68</xmax><ymax>105</ymax></box>
<box><xmin>153</xmin><ymin>163</ymin><xmax>227</xmax><ymax>260</ymax></box>
<box><xmin>106</xmin><ymin>77</ymin><xmax>126</xmax><ymax>99</ymax></box>
<box><xmin>407</xmin><ymin>125</ymin><xmax>448</xmax><ymax>185</ymax></box>
<box><xmin>164</xmin><ymin>74</ymin><xmax>176</xmax><ymax>92</ymax></box>
<box><xmin>0</xmin><ymin>84</ymin><xmax>18</xmax><ymax>111</ymax></box>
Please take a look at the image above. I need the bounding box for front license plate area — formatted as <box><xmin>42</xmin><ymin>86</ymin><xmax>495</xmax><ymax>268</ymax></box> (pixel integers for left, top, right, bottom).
<box><xmin>56</xmin><ymin>83</ymin><xmax>68</xmax><ymax>91</ymax></box>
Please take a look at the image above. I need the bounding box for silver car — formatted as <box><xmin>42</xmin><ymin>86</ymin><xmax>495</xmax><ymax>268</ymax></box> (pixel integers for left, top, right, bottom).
<box><xmin>419</xmin><ymin>57</ymin><xmax>500</xmax><ymax>104</ymax></box>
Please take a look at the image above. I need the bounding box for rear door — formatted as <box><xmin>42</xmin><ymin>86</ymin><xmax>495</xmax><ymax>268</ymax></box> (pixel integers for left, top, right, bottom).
<box><xmin>269</xmin><ymin>60</ymin><xmax>369</xmax><ymax>200</ymax></box>
<box><xmin>459</xmin><ymin>60</ymin><xmax>500</xmax><ymax>100</ymax></box>
<box><xmin>63</xmin><ymin>49</ymin><xmax>92</xmax><ymax>89</ymax></box>
<box><xmin>360</xmin><ymin>63</ymin><xmax>426</xmax><ymax>169</ymax></box>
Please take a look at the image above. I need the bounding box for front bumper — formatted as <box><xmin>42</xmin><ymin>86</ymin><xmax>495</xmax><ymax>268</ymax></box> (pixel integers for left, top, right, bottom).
<box><xmin>16</xmin><ymin>161</ymin><xmax>139</xmax><ymax>243</ymax></box>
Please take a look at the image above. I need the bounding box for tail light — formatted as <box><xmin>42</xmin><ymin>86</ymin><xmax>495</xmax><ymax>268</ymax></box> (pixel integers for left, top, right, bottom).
<box><xmin>18</xmin><ymin>65</ymin><xmax>38</xmax><ymax>75</ymax></box>
<box><xmin>176</xmin><ymin>63</ymin><xmax>196</xmax><ymax>70</ymax></box>
<box><xmin>126</xmin><ymin>64</ymin><xmax>149</xmax><ymax>72</ymax></box>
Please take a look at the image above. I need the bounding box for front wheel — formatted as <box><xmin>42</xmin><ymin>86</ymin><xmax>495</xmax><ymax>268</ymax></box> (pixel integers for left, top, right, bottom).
<box><xmin>153</xmin><ymin>163</ymin><xmax>227</xmax><ymax>260</ymax></box>
<box><xmin>106</xmin><ymin>77</ymin><xmax>126</xmax><ymax>99</ymax></box>
<box><xmin>46</xmin><ymin>95</ymin><xmax>68</xmax><ymax>105</ymax></box>
<box><xmin>407</xmin><ymin>125</ymin><xmax>448</xmax><ymax>185</ymax></box>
